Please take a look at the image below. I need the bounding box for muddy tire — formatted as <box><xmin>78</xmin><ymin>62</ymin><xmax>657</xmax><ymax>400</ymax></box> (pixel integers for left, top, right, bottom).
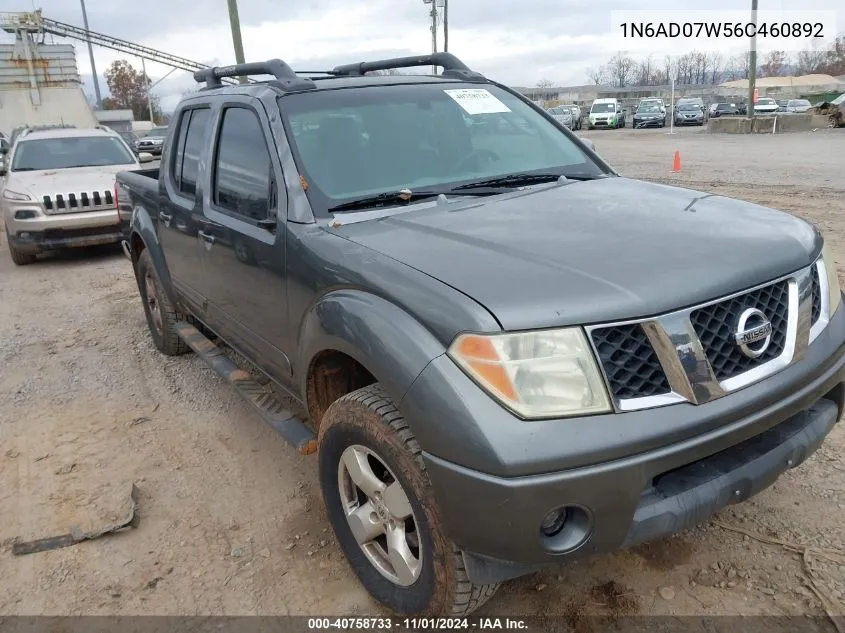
<box><xmin>8</xmin><ymin>240</ymin><xmax>37</xmax><ymax>266</ymax></box>
<box><xmin>318</xmin><ymin>384</ymin><xmax>499</xmax><ymax>616</ymax></box>
<box><xmin>136</xmin><ymin>249</ymin><xmax>189</xmax><ymax>356</ymax></box>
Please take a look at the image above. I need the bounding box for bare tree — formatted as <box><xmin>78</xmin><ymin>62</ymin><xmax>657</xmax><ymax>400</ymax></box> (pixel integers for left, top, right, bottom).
<box><xmin>663</xmin><ymin>55</ymin><xmax>675</xmax><ymax>84</ymax></box>
<box><xmin>635</xmin><ymin>54</ymin><xmax>657</xmax><ymax>86</ymax></box>
<box><xmin>709</xmin><ymin>52</ymin><xmax>723</xmax><ymax>84</ymax></box>
<box><xmin>760</xmin><ymin>50</ymin><xmax>788</xmax><ymax>77</ymax></box>
<box><xmin>796</xmin><ymin>46</ymin><xmax>826</xmax><ymax>75</ymax></box>
<box><xmin>586</xmin><ymin>65</ymin><xmax>608</xmax><ymax>85</ymax></box>
<box><xmin>607</xmin><ymin>51</ymin><xmax>636</xmax><ymax>87</ymax></box>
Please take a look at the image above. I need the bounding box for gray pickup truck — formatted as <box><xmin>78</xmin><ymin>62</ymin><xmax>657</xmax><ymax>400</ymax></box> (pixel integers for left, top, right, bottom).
<box><xmin>117</xmin><ymin>54</ymin><xmax>845</xmax><ymax>617</ymax></box>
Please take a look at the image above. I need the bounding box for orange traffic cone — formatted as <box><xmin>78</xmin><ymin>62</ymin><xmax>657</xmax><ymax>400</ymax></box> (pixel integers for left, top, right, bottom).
<box><xmin>672</xmin><ymin>150</ymin><xmax>682</xmax><ymax>172</ymax></box>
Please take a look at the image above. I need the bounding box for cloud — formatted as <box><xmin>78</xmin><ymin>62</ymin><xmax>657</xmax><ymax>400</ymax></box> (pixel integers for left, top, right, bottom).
<box><xmin>8</xmin><ymin>0</ymin><xmax>844</xmax><ymax>112</ymax></box>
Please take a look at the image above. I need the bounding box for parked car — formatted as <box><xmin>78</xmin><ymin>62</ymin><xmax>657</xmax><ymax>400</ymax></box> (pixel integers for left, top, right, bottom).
<box><xmin>0</xmin><ymin>133</ymin><xmax>8</xmax><ymax>174</ymax></box>
<box><xmin>118</xmin><ymin>53</ymin><xmax>845</xmax><ymax>618</ymax></box>
<box><xmin>674</xmin><ymin>102</ymin><xmax>705</xmax><ymax>126</ymax></box>
<box><xmin>710</xmin><ymin>103</ymin><xmax>739</xmax><ymax>117</ymax></box>
<box><xmin>677</xmin><ymin>97</ymin><xmax>707</xmax><ymax>120</ymax></box>
<box><xmin>637</xmin><ymin>97</ymin><xmax>666</xmax><ymax>116</ymax></box>
<box><xmin>135</xmin><ymin>126</ymin><xmax>169</xmax><ymax>156</ymax></box>
<box><xmin>546</xmin><ymin>105</ymin><xmax>574</xmax><ymax>128</ymax></box>
<box><xmin>0</xmin><ymin>126</ymin><xmax>154</xmax><ymax>265</ymax></box>
<box><xmin>560</xmin><ymin>104</ymin><xmax>582</xmax><ymax>129</ymax></box>
<box><xmin>588</xmin><ymin>98</ymin><xmax>625</xmax><ymax>129</ymax></box>
<box><xmin>754</xmin><ymin>97</ymin><xmax>780</xmax><ymax>115</ymax></box>
<box><xmin>785</xmin><ymin>99</ymin><xmax>812</xmax><ymax>113</ymax></box>
<box><xmin>632</xmin><ymin>102</ymin><xmax>666</xmax><ymax>128</ymax></box>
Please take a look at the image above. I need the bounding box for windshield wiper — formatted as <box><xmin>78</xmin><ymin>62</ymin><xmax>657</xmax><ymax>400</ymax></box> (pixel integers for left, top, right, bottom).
<box><xmin>453</xmin><ymin>172</ymin><xmax>604</xmax><ymax>190</ymax></box>
<box><xmin>328</xmin><ymin>188</ymin><xmax>489</xmax><ymax>213</ymax></box>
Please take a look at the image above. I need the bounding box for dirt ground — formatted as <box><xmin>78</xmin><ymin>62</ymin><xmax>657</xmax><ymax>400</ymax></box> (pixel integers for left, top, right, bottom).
<box><xmin>1</xmin><ymin>128</ymin><xmax>844</xmax><ymax>622</ymax></box>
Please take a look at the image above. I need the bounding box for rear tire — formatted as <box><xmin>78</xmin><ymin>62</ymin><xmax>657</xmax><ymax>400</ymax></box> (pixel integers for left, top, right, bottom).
<box><xmin>318</xmin><ymin>384</ymin><xmax>500</xmax><ymax>616</ymax></box>
<box><xmin>136</xmin><ymin>249</ymin><xmax>189</xmax><ymax>356</ymax></box>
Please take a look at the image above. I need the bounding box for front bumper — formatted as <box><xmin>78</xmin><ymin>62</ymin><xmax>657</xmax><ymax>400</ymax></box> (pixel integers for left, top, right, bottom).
<box><xmin>4</xmin><ymin>205</ymin><xmax>122</xmax><ymax>253</ymax></box>
<box><xmin>676</xmin><ymin>117</ymin><xmax>704</xmax><ymax>125</ymax></box>
<box><xmin>136</xmin><ymin>144</ymin><xmax>162</xmax><ymax>155</ymax></box>
<box><xmin>401</xmin><ymin>303</ymin><xmax>845</xmax><ymax>583</ymax></box>
<box><xmin>633</xmin><ymin>118</ymin><xmax>662</xmax><ymax>128</ymax></box>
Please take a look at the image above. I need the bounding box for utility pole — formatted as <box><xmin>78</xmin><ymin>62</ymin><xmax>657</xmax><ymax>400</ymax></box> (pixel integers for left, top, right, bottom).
<box><xmin>141</xmin><ymin>57</ymin><xmax>155</xmax><ymax>125</ymax></box>
<box><xmin>443</xmin><ymin>0</ymin><xmax>449</xmax><ymax>52</ymax></box>
<box><xmin>747</xmin><ymin>0</ymin><xmax>758</xmax><ymax>129</ymax></box>
<box><xmin>79</xmin><ymin>0</ymin><xmax>102</xmax><ymax>109</ymax></box>
<box><xmin>430</xmin><ymin>1</ymin><xmax>438</xmax><ymax>74</ymax></box>
<box><xmin>226</xmin><ymin>0</ymin><xmax>247</xmax><ymax>83</ymax></box>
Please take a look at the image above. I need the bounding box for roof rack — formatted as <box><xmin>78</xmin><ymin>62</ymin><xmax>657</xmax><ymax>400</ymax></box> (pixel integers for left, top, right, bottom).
<box><xmin>331</xmin><ymin>53</ymin><xmax>485</xmax><ymax>81</ymax></box>
<box><xmin>193</xmin><ymin>59</ymin><xmax>315</xmax><ymax>92</ymax></box>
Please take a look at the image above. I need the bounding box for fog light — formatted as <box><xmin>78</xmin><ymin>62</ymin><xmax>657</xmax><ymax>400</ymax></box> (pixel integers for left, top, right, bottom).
<box><xmin>18</xmin><ymin>231</ymin><xmax>31</xmax><ymax>240</ymax></box>
<box><xmin>541</xmin><ymin>508</ymin><xmax>568</xmax><ymax>537</ymax></box>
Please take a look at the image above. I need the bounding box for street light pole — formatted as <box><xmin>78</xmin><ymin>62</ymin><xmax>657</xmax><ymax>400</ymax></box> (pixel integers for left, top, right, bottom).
<box><xmin>747</xmin><ymin>0</ymin><xmax>758</xmax><ymax>128</ymax></box>
<box><xmin>79</xmin><ymin>0</ymin><xmax>102</xmax><ymax>109</ymax></box>
<box><xmin>226</xmin><ymin>0</ymin><xmax>247</xmax><ymax>83</ymax></box>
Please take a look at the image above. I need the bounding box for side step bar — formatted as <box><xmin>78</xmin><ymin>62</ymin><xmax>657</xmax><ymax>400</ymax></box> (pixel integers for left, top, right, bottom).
<box><xmin>174</xmin><ymin>322</ymin><xmax>317</xmax><ymax>455</ymax></box>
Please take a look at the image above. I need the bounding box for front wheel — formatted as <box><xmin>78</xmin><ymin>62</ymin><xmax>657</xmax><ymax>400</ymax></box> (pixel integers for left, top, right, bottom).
<box><xmin>318</xmin><ymin>385</ymin><xmax>500</xmax><ymax>616</ymax></box>
<box><xmin>8</xmin><ymin>240</ymin><xmax>37</xmax><ymax>266</ymax></box>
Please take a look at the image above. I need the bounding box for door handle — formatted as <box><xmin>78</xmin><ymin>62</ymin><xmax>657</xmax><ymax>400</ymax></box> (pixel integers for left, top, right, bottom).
<box><xmin>198</xmin><ymin>230</ymin><xmax>215</xmax><ymax>245</ymax></box>
<box><xmin>159</xmin><ymin>211</ymin><xmax>172</xmax><ymax>226</ymax></box>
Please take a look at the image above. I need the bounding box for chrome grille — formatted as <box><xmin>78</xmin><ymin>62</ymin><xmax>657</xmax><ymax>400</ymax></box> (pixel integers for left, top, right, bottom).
<box><xmin>690</xmin><ymin>280</ymin><xmax>789</xmax><ymax>381</ymax></box>
<box><xmin>43</xmin><ymin>190</ymin><xmax>113</xmax><ymax>214</ymax></box>
<box><xmin>588</xmin><ymin>259</ymin><xmax>826</xmax><ymax>412</ymax></box>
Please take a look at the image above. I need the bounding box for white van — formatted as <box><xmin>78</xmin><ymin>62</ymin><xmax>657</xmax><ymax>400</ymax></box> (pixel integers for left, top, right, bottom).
<box><xmin>588</xmin><ymin>98</ymin><xmax>625</xmax><ymax>129</ymax></box>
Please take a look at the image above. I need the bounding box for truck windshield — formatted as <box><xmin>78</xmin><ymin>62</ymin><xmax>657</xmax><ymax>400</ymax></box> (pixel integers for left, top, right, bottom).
<box><xmin>11</xmin><ymin>137</ymin><xmax>136</xmax><ymax>171</ymax></box>
<box><xmin>279</xmin><ymin>83</ymin><xmax>605</xmax><ymax>212</ymax></box>
<box><xmin>146</xmin><ymin>127</ymin><xmax>169</xmax><ymax>137</ymax></box>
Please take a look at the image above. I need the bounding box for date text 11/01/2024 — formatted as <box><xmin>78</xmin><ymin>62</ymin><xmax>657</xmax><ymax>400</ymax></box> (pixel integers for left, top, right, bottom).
<box><xmin>307</xmin><ymin>618</ymin><xmax>529</xmax><ymax>630</ymax></box>
<box><xmin>619</xmin><ymin>21</ymin><xmax>824</xmax><ymax>38</ymax></box>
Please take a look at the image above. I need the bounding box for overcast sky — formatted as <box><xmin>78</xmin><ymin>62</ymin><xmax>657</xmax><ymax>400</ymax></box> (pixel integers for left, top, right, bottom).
<box><xmin>5</xmin><ymin>0</ymin><xmax>843</xmax><ymax>111</ymax></box>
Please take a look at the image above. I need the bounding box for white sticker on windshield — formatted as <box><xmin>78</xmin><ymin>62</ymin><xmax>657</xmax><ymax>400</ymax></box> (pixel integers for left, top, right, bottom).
<box><xmin>444</xmin><ymin>89</ymin><xmax>511</xmax><ymax>115</ymax></box>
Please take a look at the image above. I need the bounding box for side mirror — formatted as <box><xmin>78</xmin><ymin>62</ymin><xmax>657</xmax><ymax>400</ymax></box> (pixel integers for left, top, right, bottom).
<box><xmin>138</xmin><ymin>152</ymin><xmax>155</xmax><ymax>163</ymax></box>
<box><xmin>580</xmin><ymin>138</ymin><xmax>596</xmax><ymax>152</ymax></box>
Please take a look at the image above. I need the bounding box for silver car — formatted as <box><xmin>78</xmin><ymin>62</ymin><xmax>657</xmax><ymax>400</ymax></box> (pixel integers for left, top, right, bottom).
<box><xmin>0</xmin><ymin>126</ymin><xmax>153</xmax><ymax>265</ymax></box>
<box><xmin>785</xmin><ymin>99</ymin><xmax>812</xmax><ymax>113</ymax></box>
<box><xmin>546</xmin><ymin>106</ymin><xmax>574</xmax><ymax>129</ymax></box>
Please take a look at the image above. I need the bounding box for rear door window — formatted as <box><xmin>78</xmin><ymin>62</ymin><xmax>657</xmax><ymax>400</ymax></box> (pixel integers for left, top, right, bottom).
<box><xmin>171</xmin><ymin>108</ymin><xmax>211</xmax><ymax>197</ymax></box>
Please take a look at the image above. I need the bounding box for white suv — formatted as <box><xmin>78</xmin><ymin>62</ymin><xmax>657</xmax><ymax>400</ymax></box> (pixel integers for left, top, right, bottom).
<box><xmin>0</xmin><ymin>126</ymin><xmax>153</xmax><ymax>265</ymax></box>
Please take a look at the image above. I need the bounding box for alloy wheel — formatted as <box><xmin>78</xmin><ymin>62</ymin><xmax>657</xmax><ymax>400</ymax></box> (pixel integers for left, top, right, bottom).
<box><xmin>337</xmin><ymin>444</ymin><xmax>422</xmax><ymax>586</ymax></box>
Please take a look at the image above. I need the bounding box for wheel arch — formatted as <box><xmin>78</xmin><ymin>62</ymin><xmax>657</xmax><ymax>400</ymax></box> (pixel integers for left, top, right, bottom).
<box><xmin>298</xmin><ymin>290</ymin><xmax>447</xmax><ymax>436</ymax></box>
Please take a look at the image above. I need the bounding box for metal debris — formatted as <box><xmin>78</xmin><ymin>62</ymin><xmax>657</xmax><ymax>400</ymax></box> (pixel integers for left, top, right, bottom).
<box><xmin>11</xmin><ymin>484</ymin><xmax>140</xmax><ymax>556</ymax></box>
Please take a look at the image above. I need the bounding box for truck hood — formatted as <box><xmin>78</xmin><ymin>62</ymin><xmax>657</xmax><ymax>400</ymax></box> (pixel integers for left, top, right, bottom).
<box><xmin>332</xmin><ymin>177</ymin><xmax>819</xmax><ymax>331</ymax></box>
<box><xmin>8</xmin><ymin>164</ymin><xmax>136</xmax><ymax>197</ymax></box>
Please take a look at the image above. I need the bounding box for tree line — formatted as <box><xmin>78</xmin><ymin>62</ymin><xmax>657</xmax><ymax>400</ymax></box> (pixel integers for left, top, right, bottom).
<box><xmin>538</xmin><ymin>35</ymin><xmax>844</xmax><ymax>89</ymax></box>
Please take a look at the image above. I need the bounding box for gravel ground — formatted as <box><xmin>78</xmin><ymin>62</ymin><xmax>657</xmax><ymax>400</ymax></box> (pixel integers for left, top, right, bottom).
<box><xmin>1</xmin><ymin>128</ymin><xmax>844</xmax><ymax>622</ymax></box>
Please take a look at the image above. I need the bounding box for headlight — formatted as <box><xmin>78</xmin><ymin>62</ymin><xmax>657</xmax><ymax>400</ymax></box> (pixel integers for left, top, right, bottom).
<box><xmin>448</xmin><ymin>329</ymin><xmax>611</xmax><ymax>419</ymax></box>
<box><xmin>822</xmin><ymin>241</ymin><xmax>841</xmax><ymax>318</ymax></box>
<box><xmin>2</xmin><ymin>189</ymin><xmax>32</xmax><ymax>201</ymax></box>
